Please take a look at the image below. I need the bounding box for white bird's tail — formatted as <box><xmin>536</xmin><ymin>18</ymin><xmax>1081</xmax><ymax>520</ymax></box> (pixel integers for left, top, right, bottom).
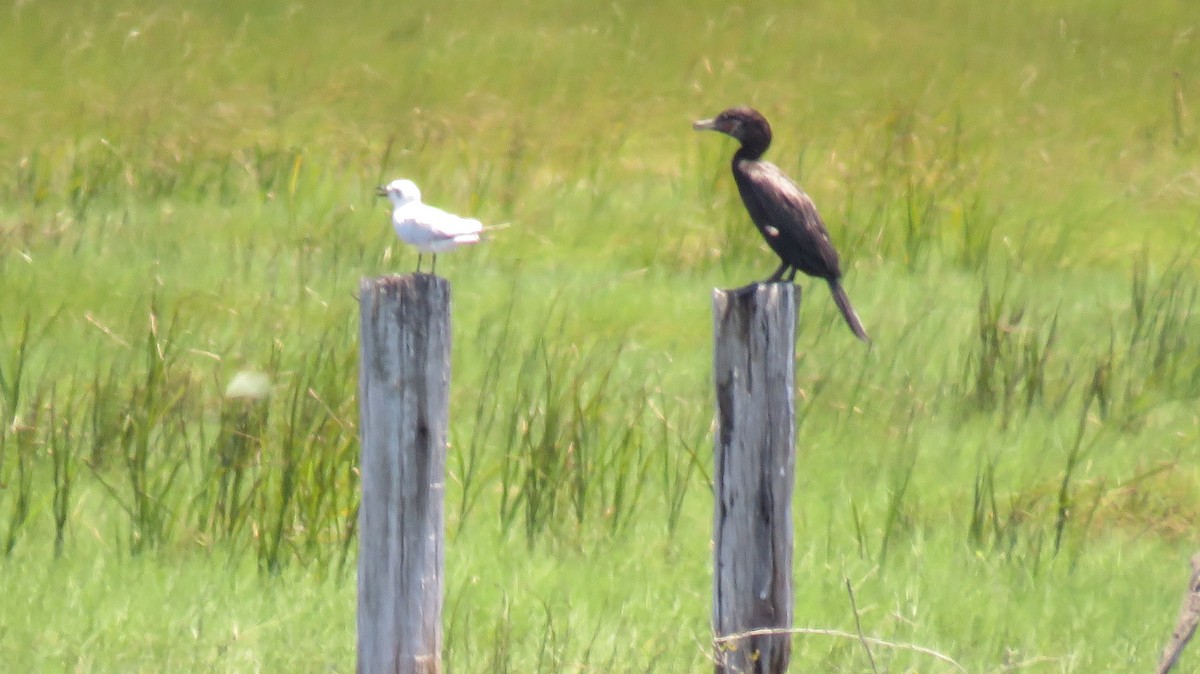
<box><xmin>478</xmin><ymin>222</ymin><xmax>510</xmax><ymax>241</ymax></box>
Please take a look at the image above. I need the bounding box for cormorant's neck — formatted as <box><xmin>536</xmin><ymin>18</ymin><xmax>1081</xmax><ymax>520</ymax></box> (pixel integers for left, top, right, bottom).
<box><xmin>733</xmin><ymin>134</ymin><xmax>770</xmax><ymax>161</ymax></box>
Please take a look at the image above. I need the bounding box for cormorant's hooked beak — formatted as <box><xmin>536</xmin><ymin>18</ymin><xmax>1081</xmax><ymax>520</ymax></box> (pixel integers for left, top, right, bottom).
<box><xmin>692</xmin><ymin>118</ymin><xmax>719</xmax><ymax>132</ymax></box>
<box><xmin>374</xmin><ymin>185</ymin><xmax>388</xmax><ymax>197</ymax></box>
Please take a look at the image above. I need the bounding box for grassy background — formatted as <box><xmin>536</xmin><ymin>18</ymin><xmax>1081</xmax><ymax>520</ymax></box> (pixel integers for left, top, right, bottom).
<box><xmin>1</xmin><ymin>0</ymin><xmax>1198</xmax><ymax>671</ymax></box>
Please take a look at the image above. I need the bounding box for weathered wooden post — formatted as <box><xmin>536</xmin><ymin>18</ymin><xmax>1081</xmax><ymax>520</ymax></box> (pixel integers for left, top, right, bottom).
<box><xmin>357</xmin><ymin>274</ymin><xmax>451</xmax><ymax>674</ymax></box>
<box><xmin>712</xmin><ymin>283</ymin><xmax>798</xmax><ymax>674</ymax></box>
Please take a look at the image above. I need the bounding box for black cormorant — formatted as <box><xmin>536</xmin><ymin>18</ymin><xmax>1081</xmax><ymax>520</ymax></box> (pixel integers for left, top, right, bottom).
<box><xmin>694</xmin><ymin>106</ymin><xmax>869</xmax><ymax>342</ymax></box>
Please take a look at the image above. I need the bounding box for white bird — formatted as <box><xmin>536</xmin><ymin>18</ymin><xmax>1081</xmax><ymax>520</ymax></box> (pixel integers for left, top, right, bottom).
<box><xmin>375</xmin><ymin>178</ymin><xmax>492</xmax><ymax>273</ymax></box>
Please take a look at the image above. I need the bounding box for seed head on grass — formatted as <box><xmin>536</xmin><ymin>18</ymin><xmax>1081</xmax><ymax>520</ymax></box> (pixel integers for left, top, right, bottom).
<box><xmin>224</xmin><ymin>370</ymin><xmax>272</xmax><ymax>400</ymax></box>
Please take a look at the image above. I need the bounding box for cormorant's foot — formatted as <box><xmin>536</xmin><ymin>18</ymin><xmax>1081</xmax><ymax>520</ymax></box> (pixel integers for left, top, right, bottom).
<box><xmin>727</xmin><ymin>281</ymin><xmax>796</xmax><ymax>296</ymax></box>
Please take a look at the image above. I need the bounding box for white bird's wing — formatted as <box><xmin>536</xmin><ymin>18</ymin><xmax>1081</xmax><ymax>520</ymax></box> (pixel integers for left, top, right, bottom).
<box><xmin>393</xmin><ymin>202</ymin><xmax>486</xmax><ymax>251</ymax></box>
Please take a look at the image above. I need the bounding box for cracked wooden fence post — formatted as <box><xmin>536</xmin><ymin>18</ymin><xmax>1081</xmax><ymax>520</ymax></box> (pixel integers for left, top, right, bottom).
<box><xmin>357</xmin><ymin>274</ymin><xmax>451</xmax><ymax>674</ymax></box>
<box><xmin>712</xmin><ymin>283</ymin><xmax>799</xmax><ymax>674</ymax></box>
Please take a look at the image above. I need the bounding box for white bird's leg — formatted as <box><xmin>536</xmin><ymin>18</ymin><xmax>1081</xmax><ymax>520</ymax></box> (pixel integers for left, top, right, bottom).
<box><xmin>416</xmin><ymin>253</ymin><xmax>424</xmax><ymax>272</ymax></box>
<box><xmin>431</xmin><ymin>254</ymin><xmax>438</xmax><ymax>275</ymax></box>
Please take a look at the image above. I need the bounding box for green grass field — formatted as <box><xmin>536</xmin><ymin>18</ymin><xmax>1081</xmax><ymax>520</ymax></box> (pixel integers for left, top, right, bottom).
<box><xmin>2</xmin><ymin>0</ymin><xmax>1198</xmax><ymax>671</ymax></box>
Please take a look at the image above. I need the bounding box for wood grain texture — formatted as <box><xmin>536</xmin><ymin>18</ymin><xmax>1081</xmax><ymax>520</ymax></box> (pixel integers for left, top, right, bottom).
<box><xmin>712</xmin><ymin>283</ymin><xmax>798</xmax><ymax>674</ymax></box>
<box><xmin>357</xmin><ymin>274</ymin><xmax>451</xmax><ymax>674</ymax></box>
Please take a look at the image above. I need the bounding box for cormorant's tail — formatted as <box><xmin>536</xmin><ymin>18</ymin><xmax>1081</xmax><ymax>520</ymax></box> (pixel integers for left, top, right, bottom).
<box><xmin>827</xmin><ymin>279</ymin><xmax>870</xmax><ymax>343</ymax></box>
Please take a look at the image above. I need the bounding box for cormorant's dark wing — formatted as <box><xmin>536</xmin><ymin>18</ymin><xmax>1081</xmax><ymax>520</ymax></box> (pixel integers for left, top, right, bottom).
<box><xmin>732</xmin><ymin>159</ymin><xmax>842</xmax><ymax>280</ymax></box>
